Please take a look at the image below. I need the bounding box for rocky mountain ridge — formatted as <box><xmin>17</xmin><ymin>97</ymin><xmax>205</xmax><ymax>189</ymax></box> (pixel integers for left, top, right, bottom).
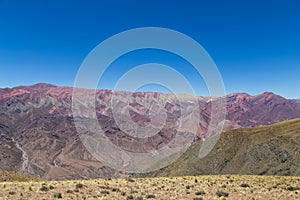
<box><xmin>0</xmin><ymin>83</ymin><xmax>299</xmax><ymax>179</ymax></box>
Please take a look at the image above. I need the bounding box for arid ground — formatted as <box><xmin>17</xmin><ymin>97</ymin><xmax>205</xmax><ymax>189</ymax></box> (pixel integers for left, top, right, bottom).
<box><xmin>0</xmin><ymin>175</ymin><xmax>299</xmax><ymax>200</ymax></box>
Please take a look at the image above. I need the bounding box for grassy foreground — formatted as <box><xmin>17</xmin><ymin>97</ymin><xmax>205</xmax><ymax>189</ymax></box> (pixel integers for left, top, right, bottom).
<box><xmin>0</xmin><ymin>175</ymin><xmax>299</xmax><ymax>200</ymax></box>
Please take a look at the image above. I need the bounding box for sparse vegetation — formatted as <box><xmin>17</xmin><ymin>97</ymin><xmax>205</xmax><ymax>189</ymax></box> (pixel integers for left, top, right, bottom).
<box><xmin>40</xmin><ymin>185</ymin><xmax>49</xmax><ymax>192</ymax></box>
<box><xmin>216</xmin><ymin>191</ymin><xmax>229</xmax><ymax>197</ymax></box>
<box><xmin>0</xmin><ymin>171</ymin><xmax>40</xmax><ymax>182</ymax></box>
<box><xmin>53</xmin><ymin>192</ymin><xmax>62</xmax><ymax>198</ymax></box>
<box><xmin>75</xmin><ymin>182</ymin><xmax>84</xmax><ymax>189</ymax></box>
<box><xmin>193</xmin><ymin>197</ymin><xmax>203</xmax><ymax>200</ymax></box>
<box><xmin>126</xmin><ymin>194</ymin><xmax>134</xmax><ymax>199</ymax></box>
<box><xmin>195</xmin><ymin>191</ymin><xmax>205</xmax><ymax>195</ymax></box>
<box><xmin>127</xmin><ymin>178</ymin><xmax>135</xmax><ymax>182</ymax></box>
<box><xmin>121</xmin><ymin>191</ymin><xmax>126</xmax><ymax>196</ymax></box>
<box><xmin>100</xmin><ymin>190</ymin><xmax>110</xmax><ymax>194</ymax></box>
<box><xmin>0</xmin><ymin>175</ymin><xmax>299</xmax><ymax>199</ymax></box>
<box><xmin>147</xmin><ymin>118</ymin><xmax>300</xmax><ymax>178</ymax></box>
<box><xmin>240</xmin><ymin>183</ymin><xmax>250</xmax><ymax>188</ymax></box>
<box><xmin>285</xmin><ymin>186</ymin><xmax>300</xmax><ymax>191</ymax></box>
<box><xmin>146</xmin><ymin>194</ymin><xmax>155</xmax><ymax>198</ymax></box>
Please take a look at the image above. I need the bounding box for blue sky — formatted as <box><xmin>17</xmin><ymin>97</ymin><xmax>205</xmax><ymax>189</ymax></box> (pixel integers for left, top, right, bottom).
<box><xmin>0</xmin><ymin>0</ymin><xmax>299</xmax><ymax>98</ymax></box>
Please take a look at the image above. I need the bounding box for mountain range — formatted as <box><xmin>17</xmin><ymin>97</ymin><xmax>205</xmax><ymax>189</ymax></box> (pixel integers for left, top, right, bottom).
<box><xmin>0</xmin><ymin>83</ymin><xmax>300</xmax><ymax>180</ymax></box>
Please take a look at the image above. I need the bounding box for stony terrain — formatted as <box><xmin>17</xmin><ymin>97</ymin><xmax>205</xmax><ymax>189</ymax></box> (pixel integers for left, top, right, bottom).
<box><xmin>0</xmin><ymin>175</ymin><xmax>299</xmax><ymax>200</ymax></box>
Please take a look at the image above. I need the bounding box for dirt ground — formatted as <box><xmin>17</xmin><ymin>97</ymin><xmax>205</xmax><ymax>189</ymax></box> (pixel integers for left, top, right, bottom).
<box><xmin>0</xmin><ymin>175</ymin><xmax>299</xmax><ymax>200</ymax></box>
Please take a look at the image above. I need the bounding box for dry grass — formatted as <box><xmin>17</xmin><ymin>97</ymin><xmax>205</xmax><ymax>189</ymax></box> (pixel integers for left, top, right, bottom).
<box><xmin>0</xmin><ymin>175</ymin><xmax>299</xmax><ymax>199</ymax></box>
<box><xmin>0</xmin><ymin>171</ymin><xmax>40</xmax><ymax>182</ymax></box>
<box><xmin>148</xmin><ymin>118</ymin><xmax>300</xmax><ymax>177</ymax></box>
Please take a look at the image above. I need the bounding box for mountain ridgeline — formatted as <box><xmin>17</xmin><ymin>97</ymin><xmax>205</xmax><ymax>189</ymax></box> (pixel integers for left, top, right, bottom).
<box><xmin>0</xmin><ymin>83</ymin><xmax>300</xmax><ymax>180</ymax></box>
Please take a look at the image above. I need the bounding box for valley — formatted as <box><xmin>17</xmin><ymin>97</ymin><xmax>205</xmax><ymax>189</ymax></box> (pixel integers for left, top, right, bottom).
<box><xmin>1</xmin><ymin>84</ymin><xmax>300</xmax><ymax>180</ymax></box>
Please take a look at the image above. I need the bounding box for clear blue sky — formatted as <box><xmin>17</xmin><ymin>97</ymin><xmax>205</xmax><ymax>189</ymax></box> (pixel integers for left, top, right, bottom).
<box><xmin>0</xmin><ymin>0</ymin><xmax>299</xmax><ymax>98</ymax></box>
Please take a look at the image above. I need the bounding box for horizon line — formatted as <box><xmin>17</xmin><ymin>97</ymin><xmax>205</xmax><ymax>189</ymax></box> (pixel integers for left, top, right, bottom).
<box><xmin>1</xmin><ymin>82</ymin><xmax>298</xmax><ymax>100</ymax></box>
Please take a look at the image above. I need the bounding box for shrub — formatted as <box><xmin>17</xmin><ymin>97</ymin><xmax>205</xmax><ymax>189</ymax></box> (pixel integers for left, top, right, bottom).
<box><xmin>216</xmin><ymin>191</ymin><xmax>229</xmax><ymax>197</ymax></box>
<box><xmin>146</xmin><ymin>194</ymin><xmax>155</xmax><ymax>198</ymax></box>
<box><xmin>193</xmin><ymin>198</ymin><xmax>203</xmax><ymax>200</ymax></box>
<box><xmin>101</xmin><ymin>190</ymin><xmax>109</xmax><ymax>195</ymax></box>
<box><xmin>40</xmin><ymin>185</ymin><xmax>49</xmax><ymax>192</ymax></box>
<box><xmin>121</xmin><ymin>191</ymin><xmax>126</xmax><ymax>196</ymax></box>
<box><xmin>54</xmin><ymin>192</ymin><xmax>62</xmax><ymax>198</ymax></box>
<box><xmin>240</xmin><ymin>183</ymin><xmax>250</xmax><ymax>188</ymax></box>
<box><xmin>127</xmin><ymin>178</ymin><xmax>135</xmax><ymax>182</ymax></box>
<box><xmin>286</xmin><ymin>186</ymin><xmax>300</xmax><ymax>191</ymax></box>
<box><xmin>195</xmin><ymin>191</ymin><xmax>205</xmax><ymax>195</ymax></box>
<box><xmin>74</xmin><ymin>189</ymin><xmax>79</xmax><ymax>192</ymax></box>
<box><xmin>111</xmin><ymin>187</ymin><xmax>119</xmax><ymax>192</ymax></box>
<box><xmin>75</xmin><ymin>183</ymin><xmax>84</xmax><ymax>189</ymax></box>
<box><xmin>127</xmin><ymin>194</ymin><xmax>134</xmax><ymax>199</ymax></box>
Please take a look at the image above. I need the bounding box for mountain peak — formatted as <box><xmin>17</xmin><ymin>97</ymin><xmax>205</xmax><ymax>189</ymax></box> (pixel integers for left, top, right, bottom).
<box><xmin>255</xmin><ymin>91</ymin><xmax>285</xmax><ymax>100</ymax></box>
<box><xmin>25</xmin><ymin>83</ymin><xmax>57</xmax><ymax>89</ymax></box>
<box><xmin>13</xmin><ymin>83</ymin><xmax>57</xmax><ymax>91</ymax></box>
